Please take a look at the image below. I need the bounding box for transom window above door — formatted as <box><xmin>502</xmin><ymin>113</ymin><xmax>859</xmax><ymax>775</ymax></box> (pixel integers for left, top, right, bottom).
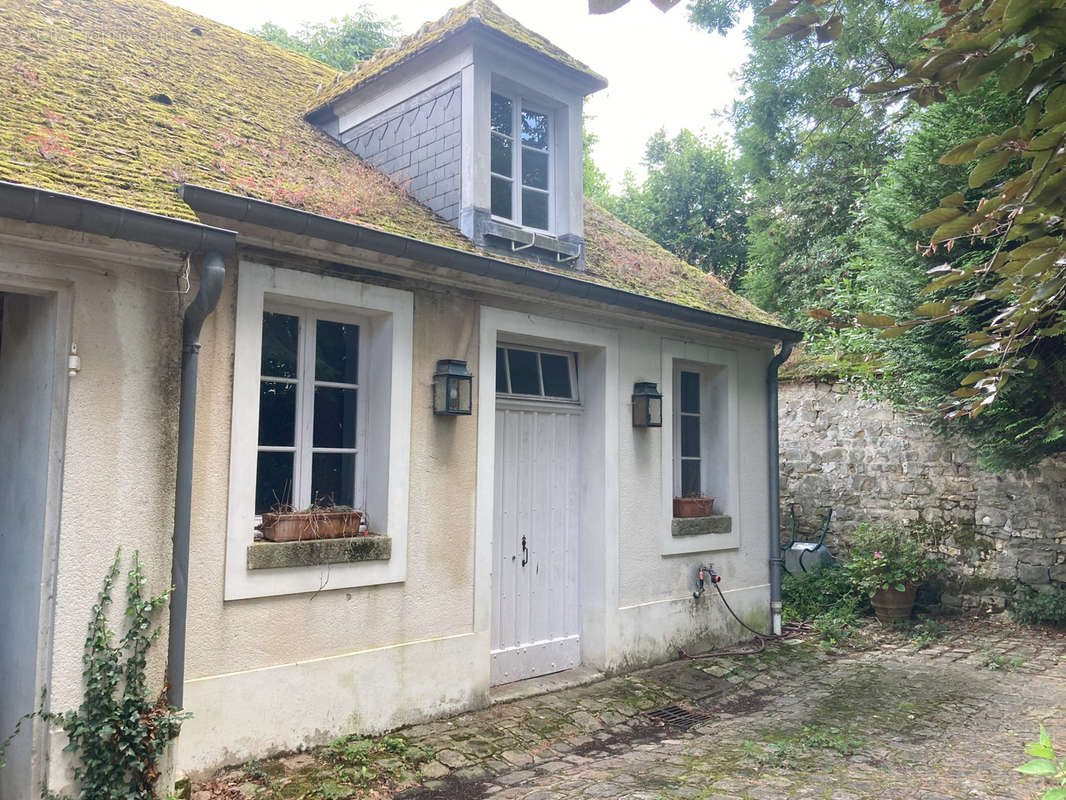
<box><xmin>490</xmin><ymin>92</ymin><xmax>551</xmax><ymax>232</ymax></box>
<box><xmin>495</xmin><ymin>345</ymin><xmax>577</xmax><ymax>400</ymax></box>
<box><xmin>256</xmin><ymin>307</ymin><xmax>365</xmax><ymax>515</ymax></box>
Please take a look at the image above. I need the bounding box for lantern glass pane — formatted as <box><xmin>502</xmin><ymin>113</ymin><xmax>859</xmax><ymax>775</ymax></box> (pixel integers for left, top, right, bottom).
<box><xmin>648</xmin><ymin>395</ymin><xmax>662</xmax><ymax>426</ymax></box>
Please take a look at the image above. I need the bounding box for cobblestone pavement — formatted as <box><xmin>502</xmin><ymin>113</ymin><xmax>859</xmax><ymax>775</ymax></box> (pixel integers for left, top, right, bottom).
<box><xmin>198</xmin><ymin>618</ymin><xmax>1066</xmax><ymax>800</ymax></box>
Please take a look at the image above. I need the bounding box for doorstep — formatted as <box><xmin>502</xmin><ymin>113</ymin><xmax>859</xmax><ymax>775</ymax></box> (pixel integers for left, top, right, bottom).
<box><xmin>490</xmin><ymin>665</ymin><xmax>605</xmax><ymax>705</ymax></box>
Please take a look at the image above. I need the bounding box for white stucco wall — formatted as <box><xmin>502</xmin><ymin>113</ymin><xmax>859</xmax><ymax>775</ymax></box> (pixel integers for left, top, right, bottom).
<box><xmin>7</xmin><ymin>225</ymin><xmax>778</xmax><ymax>789</ymax></box>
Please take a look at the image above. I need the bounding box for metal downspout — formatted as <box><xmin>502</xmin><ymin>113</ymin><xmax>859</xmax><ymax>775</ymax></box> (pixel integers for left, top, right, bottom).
<box><xmin>168</xmin><ymin>251</ymin><xmax>226</xmax><ymax>708</ymax></box>
<box><xmin>767</xmin><ymin>341</ymin><xmax>795</xmax><ymax>636</ymax></box>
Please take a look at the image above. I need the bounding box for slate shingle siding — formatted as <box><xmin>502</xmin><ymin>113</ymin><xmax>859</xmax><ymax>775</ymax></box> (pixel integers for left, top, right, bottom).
<box><xmin>340</xmin><ymin>74</ymin><xmax>462</xmax><ymax>224</ymax></box>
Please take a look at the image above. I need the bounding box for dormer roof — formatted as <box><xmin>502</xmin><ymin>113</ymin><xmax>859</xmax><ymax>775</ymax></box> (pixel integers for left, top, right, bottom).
<box><xmin>308</xmin><ymin>0</ymin><xmax>608</xmax><ymax>116</ymax></box>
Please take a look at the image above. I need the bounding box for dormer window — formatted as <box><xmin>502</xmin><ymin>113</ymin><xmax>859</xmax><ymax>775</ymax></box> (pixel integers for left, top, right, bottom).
<box><xmin>490</xmin><ymin>92</ymin><xmax>551</xmax><ymax>232</ymax></box>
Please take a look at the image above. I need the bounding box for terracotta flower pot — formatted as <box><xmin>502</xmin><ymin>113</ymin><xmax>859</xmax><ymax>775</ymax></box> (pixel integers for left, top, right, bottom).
<box><xmin>257</xmin><ymin>510</ymin><xmax>363</xmax><ymax>542</ymax></box>
<box><xmin>871</xmin><ymin>583</ymin><xmax>918</xmax><ymax>622</ymax></box>
<box><xmin>673</xmin><ymin>496</ymin><xmax>714</xmax><ymax>518</ymax></box>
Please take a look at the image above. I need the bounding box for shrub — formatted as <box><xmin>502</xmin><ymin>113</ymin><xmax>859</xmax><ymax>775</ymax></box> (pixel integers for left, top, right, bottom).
<box><xmin>1011</xmin><ymin>586</ymin><xmax>1066</xmax><ymax>628</ymax></box>
<box><xmin>782</xmin><ymin>565</ymin><xmax>868</xmax><ymax>623</ymax></box>
<box><xmin>844</xmin><ymin>522</ymin><xmax>941</xmax><ymax>598</ymax></box>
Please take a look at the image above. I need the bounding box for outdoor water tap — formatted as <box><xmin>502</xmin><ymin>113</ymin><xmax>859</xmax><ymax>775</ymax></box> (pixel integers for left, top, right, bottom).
<box><xmin>693</xmin><ymin>564</ymin><xmax>721</xmax><ymax>599</ymax></box>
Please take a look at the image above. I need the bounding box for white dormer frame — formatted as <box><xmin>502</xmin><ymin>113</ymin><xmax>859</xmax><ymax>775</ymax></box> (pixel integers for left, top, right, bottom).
<box><xmin>489</xmin><ymin>90</ymin><xmax>554</xmax><ymax>233</ymax></box>
<box><xmin>471</xmin><ymin>41</ymin><xmax>585</xmax><ymax>241</ymax></box>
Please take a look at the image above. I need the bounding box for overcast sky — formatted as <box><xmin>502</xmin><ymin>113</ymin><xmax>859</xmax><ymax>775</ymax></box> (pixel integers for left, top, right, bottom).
<box><xmin>169</xmin><ymin>0</ymin><xmax>751</xmax><ymax>188</ymax></box>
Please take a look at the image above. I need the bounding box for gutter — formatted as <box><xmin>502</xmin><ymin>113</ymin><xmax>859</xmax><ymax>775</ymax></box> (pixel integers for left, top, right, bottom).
<box><xmin>178</xmin><ymin>184</ymin><xmax>803</xmax><ymax>345</ymax></box>
<box><xmin>767</xmin><ymin>341</ymin><xmax>796</xmax><ymax>636</ymax></box>
<box><xmin>0</xmin><ymin>181</ymin><xmax>236</xmax><ymax>710</ymax></box>
<box><xmin>0</xmin><ymin>180</ymin><xmax>235</xmax><ymax>254</ymax></box>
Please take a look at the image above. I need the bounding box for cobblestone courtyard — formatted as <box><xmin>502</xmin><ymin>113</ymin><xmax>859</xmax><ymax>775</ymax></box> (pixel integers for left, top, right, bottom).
<box><xmin>196</xmin><ymin>618</ymin><xmax>1066</xmax><ymax>800</ymax></box>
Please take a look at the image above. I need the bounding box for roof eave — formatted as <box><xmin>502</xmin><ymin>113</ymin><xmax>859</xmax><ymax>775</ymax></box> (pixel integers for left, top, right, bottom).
<box><xmin>0</xmin><ymin>181</ymin><xmax>237</xmax><ymax>256</ymax></box>
<box><xmin>179</xmin><ymin>184</ymin><xmax>802</xmax><ymax>344</ymax></box>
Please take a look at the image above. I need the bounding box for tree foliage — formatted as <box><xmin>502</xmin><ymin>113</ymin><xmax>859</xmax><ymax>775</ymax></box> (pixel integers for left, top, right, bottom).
<box><xmin>754</xmin><ymin>0</ymin><xmax>1066</xmax><ymax>462</ymax></box>
<box><xmin>605</xmin><ymin>129</ymin><xmax>749</xmax><ymax>284</ymax></box>
<box><xmin>251</xmin><ymin>8</ymin><xmax>398</xmax><ymax>71</ymax></box>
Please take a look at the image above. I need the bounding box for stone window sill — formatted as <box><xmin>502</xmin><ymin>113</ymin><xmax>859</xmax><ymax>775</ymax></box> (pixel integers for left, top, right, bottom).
<box><xmin>246</xmin><ymin>535</ymin><xmax>391</xmax><ymax>571</ymax></box>
<box><xmin>671</xmin><ymin>515</ymin><xmax>732</xmax><ymax>538</ymax></box>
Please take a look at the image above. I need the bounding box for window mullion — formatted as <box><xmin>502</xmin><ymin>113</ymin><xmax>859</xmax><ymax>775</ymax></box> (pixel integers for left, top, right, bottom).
<box><xmin>296</xmin><ymin>311</ymin><xmax>315</xmax><ymax>508</ymax></box>
<box><xmin>513</xmin><ymin>99</ymin><xmax>521</xmax><ymax>226</ymax></box>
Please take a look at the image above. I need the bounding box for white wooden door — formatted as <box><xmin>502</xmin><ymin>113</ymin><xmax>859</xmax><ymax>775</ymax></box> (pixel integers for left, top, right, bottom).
<box><xmin>491</xmin><ymin>400</ymin><xmax>582</xmax><ymax>685</ymax></box>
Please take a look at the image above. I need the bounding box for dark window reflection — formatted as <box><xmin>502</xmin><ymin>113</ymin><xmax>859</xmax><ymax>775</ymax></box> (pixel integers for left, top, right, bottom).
<box><xmin>261</xmin><ymin>312</ymin><xmax>298</xmax><ymax>378</ymax></box>
<box><xmin>255</xmin><ymin>451</ymin><xmax>293</xmax><ymax>514</ymax></box>
<box><xmin>540</xmin><ymin>353</ymin><xmax>571</xmax><ymax>398</ymax></box>
<box><xmin>507</xmin><ymin>349</ymin><xmax>540</xmax><ymax>395</ymax></box>
<box><xmin>315</xmin><ymin>320</ymin><xmax>358</xmax><ymax>383</ymax></box>
<box><xmin>311</xmin><ymin>453</ymin><xmax>356</xmax><ymax>508</ymax></box>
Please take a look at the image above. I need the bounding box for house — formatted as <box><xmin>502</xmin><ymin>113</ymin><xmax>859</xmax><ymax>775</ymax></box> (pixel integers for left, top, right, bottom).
<box><xmin>0</xmin><ymin>0</ymin><xmax>801</xmax><ymax>795</ymax></box>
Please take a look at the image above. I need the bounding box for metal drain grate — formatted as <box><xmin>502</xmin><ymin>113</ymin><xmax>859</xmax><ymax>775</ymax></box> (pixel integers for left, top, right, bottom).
<box><xmin>645</xmin><ymin>704</ymin><xmax>713</xmax><ymax>730</ymax></box>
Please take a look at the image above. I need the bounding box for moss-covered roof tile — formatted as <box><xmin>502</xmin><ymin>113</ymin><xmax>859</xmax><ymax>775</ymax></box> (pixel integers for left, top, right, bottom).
<box><xmin>309</xmin><ymin>0</ymin><xmax>607</xmax><ymax>113</ymax></box>
<box><xmin>0</xmin><ymin>0</ymin><xmax>784</xmax><ymax>331</ymax></box>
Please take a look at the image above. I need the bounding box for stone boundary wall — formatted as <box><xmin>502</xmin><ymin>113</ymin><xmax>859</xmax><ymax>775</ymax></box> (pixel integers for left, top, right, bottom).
<box><xmin>340</xmin><ymin>74</ymin><xmax>462</xmax><ymax>224</ymax></box>
<box><xmin>779</xmin><ymin>379</ymin><xmax>1066</xmax><ymax>609</ymax></box>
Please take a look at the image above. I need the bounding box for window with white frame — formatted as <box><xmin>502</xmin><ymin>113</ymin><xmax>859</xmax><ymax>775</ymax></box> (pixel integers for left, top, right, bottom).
<box><xmin>495</xmin><ymin>344</ymin><xmax>577</xmax><ymax>400</ymax></box>
<box><xmin>255</xmin><ymin>307</ymin><xmax>366</xmax><ymax>515</ymax></box>
<box><xmin>225</xmin><ymin>263</ymin><xmax>413</xmax><ymax>600</ymax></box>
<box><xmin>672</xmin><ymin>361</ymin><xmax>729</xmax><ymax>507</ymax></box>
<box><xmin>490</xmin><ymin>92</ymin><xmax>551</xmax><ymax>231</ymax></box>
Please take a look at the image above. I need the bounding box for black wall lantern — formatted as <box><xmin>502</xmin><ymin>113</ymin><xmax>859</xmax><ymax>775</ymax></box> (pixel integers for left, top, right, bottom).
<box><xmin>433</xmin><ymin>359</ymin><xmax>473</xmax><ymax>415</ymax></box>
<box><xmin>632</xmin><ymin>381</ymin><xmax>663</xmax><ymax>427</ymax></box>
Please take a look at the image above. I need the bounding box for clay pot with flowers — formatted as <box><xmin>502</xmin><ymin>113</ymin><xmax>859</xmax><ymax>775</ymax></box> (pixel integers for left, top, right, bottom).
<box><xmin>844</xmin><ymin>522</ymin><xmax>941</xmax><ymax>622</ymax></box>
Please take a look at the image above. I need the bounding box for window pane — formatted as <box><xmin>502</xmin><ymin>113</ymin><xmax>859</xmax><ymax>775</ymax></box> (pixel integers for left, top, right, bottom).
<box><xmin>540</xmin><ymin>353</ymin><xmax>572</xmax><ymax>398</ymax></box>
<box><xmin>315</xmin><ymin>320</ymin><xmax>358</xmax><ymax>383</ymax></box>
<box><xmin>311</xmin><ymin>452</ymin><xmax>356</xmax><ymax>508</ymax></box>
<box><xmin>506</xmin><ymin>348</ymin><xmax>540</xmax><ymax>395</ymax></box>
<box><xmin>491</xmin><ymin>93</ymin><xmax>512</xmax><ymax>136</ymax></box>
<box><xmin>491</xmin><ymin>175</ymin><xmax>513</xmax><ymax>219</ymax></box>
<box><xmin>680</xmin><ymin>371</ymin><xmax>700</xmax><ymax>413</ymax></box>
<box><xmin>522</xmin><ymin>148</ymin><xmax>548</xmax><ymax>190</ymax></box>
<box><xmin>496</xmin><ymin>347</ymin><xmax>508</xmax><ymax>393</ymax></box>
<box><xmin>681</xmin><ymin>459</ymin><xmax>701</xmax><ymax>498</ymax></box>
<box><xmin>681</xmin><ymin>415</ymin><xmax>700</xmax><ymax>457</ymax></box>
<box><xmin>258</xmin><ymin>381</ymin><xmax>296</xmax><ymax>446</ymax></box>
<box><xmin>313</xmin><ymin>387</ymin><xmax>357</xmax><ymax>449</ymax></box>
<box><xmin>491</xmin><ymin>133</ymin><xmax>512</xmax><ymax>177</ymax></box>
<box><xmin>255</xmin><ymin>451</ymin><xmax>293</xmax><ymax>515</ymax></box>
<box><xmin>522</xmin><ymin>189</ymin><xmax>549</xmax><ymax>230</ymax></box>
<box><xmin>521</xmin><ymin>110</ymin><xmax>548</xmax><ymax>149</ymax></box>
<box><xmin>261</xmin><ymin>312</ymin><xmax>298</xmax><ymax>378</ymax></box>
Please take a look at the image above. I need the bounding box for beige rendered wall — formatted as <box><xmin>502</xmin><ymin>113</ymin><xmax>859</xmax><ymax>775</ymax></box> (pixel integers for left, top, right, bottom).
<box><xmin>0</xmin><ymin>231</ymin><xmax>188</xmax><ymax>795</ymax></box>
<box><xmin>612</xmin><ymin>326</ymin><xmax>773</xmax><ymax>669</ymax></box>
<box><xmin>14</xmin><ymin>232</ymin><xmax>778</xmax><ymax>784</ymax></box>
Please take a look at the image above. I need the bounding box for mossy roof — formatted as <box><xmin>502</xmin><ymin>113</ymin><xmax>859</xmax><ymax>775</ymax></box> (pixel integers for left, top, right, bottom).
<box><xmin>0</xmin><ymin>0</ymin><xmax>783</xmax><ymax>331</ymax></box>
<box><xmin>309</xmin><ymin>0</ymin><xmax>608</xmax><ymax>113</ymax></box>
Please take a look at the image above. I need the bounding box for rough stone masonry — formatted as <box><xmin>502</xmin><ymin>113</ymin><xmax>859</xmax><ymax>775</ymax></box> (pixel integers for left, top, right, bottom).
<box><xmin>779</xmin><ymin>379</ymin><xmax>1066</xmax><ymax>609</ymax></box>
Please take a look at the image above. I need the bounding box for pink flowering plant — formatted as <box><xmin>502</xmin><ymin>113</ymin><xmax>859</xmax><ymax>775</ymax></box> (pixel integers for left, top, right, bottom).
<box><xmin>845</xmin><ymin>522</ymin><xmax>941</xmax><ymax>598</ymax></box>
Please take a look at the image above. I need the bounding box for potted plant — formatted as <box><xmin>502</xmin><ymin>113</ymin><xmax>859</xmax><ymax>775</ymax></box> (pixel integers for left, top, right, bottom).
<box><xmin>845</xmin><ymin>522</ymin><xmax>941</xmax><ymax>622</ymax></box>
<box><xmin>673</xmin><ymin>494</ymin><xmax>714</xmax><ymax>518</ymax></box>
<box><xmin>256</xmin><ymin>503</ymin><xmax>364</xmax><ymax>543</ymax></box>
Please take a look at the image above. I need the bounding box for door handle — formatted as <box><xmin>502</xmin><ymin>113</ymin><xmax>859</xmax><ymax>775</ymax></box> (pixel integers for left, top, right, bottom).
<box><xmin>521</xmin><ymin>535</ymin><xmax>528</xmax><ymax>567</ymax></box>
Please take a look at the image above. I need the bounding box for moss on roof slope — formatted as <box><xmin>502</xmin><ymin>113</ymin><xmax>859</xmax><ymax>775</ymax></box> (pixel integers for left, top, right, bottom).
<box><xmin>0</xmin><ymin>0</ymin><xmax>466</xmax><ymax>244</ymax></box>
<box><xmin>0</xmin><ymin>0</ymin><xmax>785</xmax><ymax>329</ymax></box>
<box><xmin>310</xmin><ymin>0</ymin><xmax>606</xmax><ymax>112</ymax></box>
<box><xmin>583</xmin><ymin>201</ymin><xmax>780</xmax><ymax>327</ymax></box>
